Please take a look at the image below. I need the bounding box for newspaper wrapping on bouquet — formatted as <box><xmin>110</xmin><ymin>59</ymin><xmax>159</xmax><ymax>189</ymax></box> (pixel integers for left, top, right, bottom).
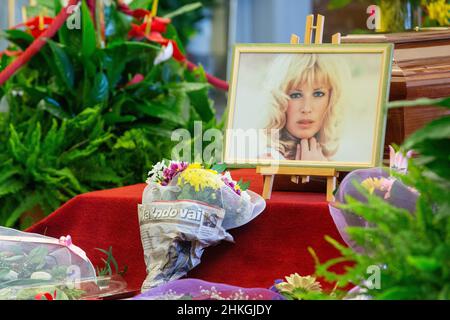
<box><xmin>0</xmin><ymin>226</ymin><xmax>96</xmax><ymax>300</ymax></box>
<box><xmin>138</xmin><ymin>162</ymin><xmax>265</xmax><ymax>291</ymax></box>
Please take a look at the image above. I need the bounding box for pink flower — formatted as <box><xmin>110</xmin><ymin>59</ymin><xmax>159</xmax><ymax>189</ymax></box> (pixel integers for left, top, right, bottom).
<box><xmin>389</xmin><ymin>145</ymin><xmax>413</xmax><ymax>174</ymax></box>
<box><xmin>125</xmin><ymin>74</ymin><xmax>145</xmax><ymax>87</ymax></box>
<box><xmin>161</xmin><ymin>161</ymin><xmax>188</xmax><ymax>185</ymax></box>
<box><xmin>59</xmin><ymin>235</ymin><xmax>72</xmax><ymax>246</ymax></box>
<box><xmin>380</xmin><ymin>178</ymin><xmax>395</xmax><ymax>199</ymax></box>
<box><xmin>221</xmin><ymin>171</ymin><xmax>241</xmax><ymax>195</ymax></box>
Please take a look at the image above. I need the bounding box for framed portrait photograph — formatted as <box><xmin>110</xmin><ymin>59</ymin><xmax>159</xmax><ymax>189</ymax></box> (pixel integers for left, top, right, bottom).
<box><xmin>223</xmin><ymin>43</ymin><xmax>394</xmax><ymax>170</ymax></box>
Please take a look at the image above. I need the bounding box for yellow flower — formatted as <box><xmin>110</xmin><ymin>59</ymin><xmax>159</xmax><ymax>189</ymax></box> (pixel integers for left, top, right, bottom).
<box><xmin>187</xmin><ymin>163</ymin><xmax>202</xmax><ymax>169</ymax></box>
<box><xmin>427</xmin><ymin>0</ymin><xmax>450</xmax><ymax>26</ymax></box>
<box><xmin>178</xmin><ymin>168</ymin><xmax>224</xmax><ymax>192</ymax></box>
<box><xmin>361</xmin><ymin>177</ymin><xmax>384</xmax><ymax>194</ymax></box>
<box><xmin>275</xmin><ymin>273</ymin><xmax>322</xmax><ymax>295</ymax></box>
<box><xmin>206</xmin><ymin>169</ymin><xmax>218</xmax><ymax>175</ymax></box>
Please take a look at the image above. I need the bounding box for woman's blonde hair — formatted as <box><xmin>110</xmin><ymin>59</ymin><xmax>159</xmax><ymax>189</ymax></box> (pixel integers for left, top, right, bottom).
<box><xmin>263</xmin><ymin>53</ymin><xmax>350</xmax><ymax>160</ymax></box>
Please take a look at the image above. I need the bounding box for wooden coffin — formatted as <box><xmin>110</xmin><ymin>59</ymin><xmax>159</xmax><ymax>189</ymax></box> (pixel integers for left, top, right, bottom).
<box><xmin>342</xmin><ymin>29</ymin><xmax>450</xmax><ymax>158</ymax></box>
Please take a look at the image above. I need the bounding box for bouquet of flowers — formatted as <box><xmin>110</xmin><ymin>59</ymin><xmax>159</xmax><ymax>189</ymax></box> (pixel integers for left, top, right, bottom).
<box><xmin>0</xmin><ymin>227</ymin><xmax>96</xmax><ymax>300</ymax></box>
<box><xmin>138</xmin><ymin>161</ymin><xmax>265</xmax><ymax>291</ymax></box>
<box><xmin>329</xmin><ymin>146</ymin><xmax>419</xmax><ymax>254</ymax></box>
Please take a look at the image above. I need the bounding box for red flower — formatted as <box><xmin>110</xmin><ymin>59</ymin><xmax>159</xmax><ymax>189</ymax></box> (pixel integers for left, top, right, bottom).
<box><xmin>125</xmin><ymin>73</ymin><xmax>145</xmax><ymax>87</ymax></box>
<box><xmin>13</xmin><ymin>16</ymin><xmax>55</xmax><ymax>39</ymax></box>
<box><xmin>128</xmin><ymin>17</ymin><xmax>185</xmax><ymax>62</ymax></box>
<box><xmin>129</xmin><ymin>16</ymin><xmax>171</xmax><ymax>35</ymax></box>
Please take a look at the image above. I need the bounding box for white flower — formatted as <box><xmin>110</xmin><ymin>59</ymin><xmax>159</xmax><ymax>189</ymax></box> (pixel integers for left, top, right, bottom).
<box><xmin>147</xmin><ymin>161</ymin><xmax>167</xmax><ymax>184</ymax></box>
<box><xmin>154</xmin><ymin>42</ymin><xmax>174</xmax><ymax>65</ymax></box>
<box><xmin>222</xmin><ymin>171</ymin><xmax>233</xmax><ymax>183</ymax></box>
<box><xmin>275</xmin><ymin>273</ymin><xmax>322</xmax><ymax>295</ymax></box>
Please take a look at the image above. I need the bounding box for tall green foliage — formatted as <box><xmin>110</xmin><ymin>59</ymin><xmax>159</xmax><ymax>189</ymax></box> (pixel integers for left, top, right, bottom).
<box><xmin>310</xmin><ymin>97</ymin><xmax>450</xmax><ymax>299</ymax></box>
<box><xmin>0</xmin><ymin>0</ymin><xmax>219</xmax><ymax>228</ymax></box>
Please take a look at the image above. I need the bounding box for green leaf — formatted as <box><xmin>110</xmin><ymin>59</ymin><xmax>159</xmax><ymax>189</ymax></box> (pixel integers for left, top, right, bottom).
<box><xmin>387</xmin><ymin>97</ymin><xmax>449</xmax><ymax>109</ymax></box>
<box><xmin>439</xmin><ymin>97</ymin><xmax>450</xmax><ymax>108</ymax></box>
<box><xmin>106</xmin><ymin>41</ymin><xmax>160</xmax><ymax>52</ymax></box>
<box><xmin>37</xmin><ymin>97</ymin><xmax>69</xmax><ymax>120</ymax></box>
<box><xmin>134</xmin><ymin>100</ymin><xmax>187</xmax><ymax>125</ymax></box>
<box><xmin>81</xmin><ymin>0</ymin><xmax>97</xmax><ymax>58</ymax></box>
<box><xmin>164</xmin><ymin>82</ymin><xmax>210</xmax><ymax>92</ymax></box>
<box><xmin>104</xmin><ymin>113</ymin><xmax>137</xmax><ymax>125</ymax></box>
<box><xmin>211</xmin><ymin>163</ymin><xmax>227</xmax><ymax>174</ymax></box>
<box><xmin>8</xmin><ymin>124</ymin><xmax>27</xmax><ymax>161</ymax></box>
<box><xmin>88</xmin><ymin>72</ymin><xmax>109</xmax><ymax>106</ymax></box>
<box><xmin>406</xmin><ymin>256</ymin><xmax>440</xmax><ymax>272</ymax></box>
<box><xmin>1</xmin><ymin>54</ymin><xmax>8</xmax><ymax>72</ymax></box>
<box><xmin>129</xmin><ymin>0</ymin><xmax>152</xmax><ymax>10</ymax></box>
<box><xmin>0</xmin><ymin>180</ymin><xmax>25</xmax><ymax>197</ymax></box>
<box><xmin>47</xmin><ymin>40</ymin><xmax>75</xmax><ymax>89</ymax></box>
<box><xmin>327</xmin><ymin>0</ymin><xmax>352</xmax><ymax>10</ymax></box>
<box><xmin>164</xmin><ymin>24</ymin><xmax>186</xmax><ymax>57</ymax></box>
<box><xmin>404</xmin><ymin>116</ymin><xmax>450</xmax><ymax>149</ymax></box>
<box><xmin>183</xmin><ymin>65</ymin><xmax>215</xmax><ymax>122</ymax></box>
<box><xmin>3</xmin><ymin>30</ymin><xmax>35</xmax><ymax>50</ymax></box>
<box><xmin>95</xmin><ymin>247</ymin><xmax>119</xmax><ymax>275</ymax></box>
<box><xmin>237</xmin><ymin>178</ymin><xmax>250</xmax><ymax>191</ymax></box>
<box><xmin>0</xmin><ymin>161</ymin><xmax>21</xmax><ymax>184</ymax></box>
<box><xmin>54</xmin><ymin>0</ymin><xmax>62</xmax><ymax>15</ymax></box>
<box><xmin>5</xmin><ymin>194</ymin><xmax>40</xmax><ymax>227</ymax></box>
<box><xmin>104</xmin><ymin>4</ymin><xmax>131</xmax><ymax>42</ymax></box>
<box><xmin>55</xmin><ymin>0</ymin><xmax>72</xmax><ymax>46</ymax></box>
<box><xmin>164</xmin><ymin>2</ymin><xmax>203</xmax><ymax>19</ymax></box>
<box><xmin>27</xmin><ymin>246</ymin><xmax>49</xmax><ymax>265</ymax></box>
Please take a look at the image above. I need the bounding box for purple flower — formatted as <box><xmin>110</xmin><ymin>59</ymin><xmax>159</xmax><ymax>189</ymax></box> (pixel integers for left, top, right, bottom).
<box><xmin>161</xmin><ymin>161</ymin><xmax>188</xmax><ymax>185</ymax></box>
<box><xmin>269</xmin><ymin>279</ymin><xmax>283</xmax><ymax>293</ymax></box>
<box><xmin>221</xmin><ymin>171</ymin><xmax>242</xmax><ymax>195</ymax></box>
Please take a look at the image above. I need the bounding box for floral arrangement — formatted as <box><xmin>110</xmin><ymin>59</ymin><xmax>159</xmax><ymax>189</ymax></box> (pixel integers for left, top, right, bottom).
<box><xmin>0</xmin><ymin>226</ymin><xmax>97</xmax><ymax>300</ymax></box>
<box><xmin>305</xmin><ymin>97</ymin><xmax>450</xmax><ymax>300</ymax></box>
<box><xmin>0</xmin><ymin>245</ymin><xmax>87</xmax><ymax>300</ymax></box>
<box><xmin>0</xmin><ymin>0</ymin><xmax>225</xmax><ymax>229</ymax></box>
<box><xmin>147</xmin><ymin>161</ymin><xmax>250</xmax><ymax>193</ymax></box>
<box><xmin>139</xmin><ymin>160</ymin><xmax>265</xmax><ymax>290</ymax></box>
<box><xmin>0</xmin><ymin>228</ymin><xmax>127</xmax><ymax>300</ymax></box>
<box><xmin>146</xmin><ymin>161</ymin><xmax>252</xmax><ymax>210</ymax></box>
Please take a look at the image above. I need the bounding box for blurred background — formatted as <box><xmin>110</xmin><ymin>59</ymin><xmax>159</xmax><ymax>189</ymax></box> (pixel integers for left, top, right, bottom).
<box><xmin>0</xmin><ymin>0</ymin><xmax>384</xmax><ymax>115</ymax></box>
<box><xmin>0</xmin><ymin>0</ymin><xmax>448</xmax><ymax>228</ymax></box>
<box><xmin>1</xmin><ymin>0</ymin><xmax>448</xmax><ymax>115</ymax></box>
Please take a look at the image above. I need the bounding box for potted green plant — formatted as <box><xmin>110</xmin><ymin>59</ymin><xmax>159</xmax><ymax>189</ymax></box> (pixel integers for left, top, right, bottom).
<box><xmin>0</xmin><ymin>0</ymin><xmax>222</xmax><ymax>229</ymax></box>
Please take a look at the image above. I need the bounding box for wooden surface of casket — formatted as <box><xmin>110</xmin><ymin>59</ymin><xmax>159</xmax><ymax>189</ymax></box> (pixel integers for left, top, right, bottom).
<box><xmin>342</xmin><ymin>30</ymin><xmax>450</xmax><ymax>157</ymax></box>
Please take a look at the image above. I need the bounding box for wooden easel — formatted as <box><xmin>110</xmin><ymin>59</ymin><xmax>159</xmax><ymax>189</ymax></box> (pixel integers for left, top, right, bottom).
<box><xmin>257</xmin><ymin>14</ymin><xmax>341</xmax><ymax>202</ymax></box>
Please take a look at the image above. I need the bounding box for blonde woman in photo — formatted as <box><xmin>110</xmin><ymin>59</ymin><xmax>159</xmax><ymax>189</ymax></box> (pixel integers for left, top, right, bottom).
<box><xmin>261</xmin><ymin>53</ymin><xmax>351</xmax><ymax>161</ymax></box>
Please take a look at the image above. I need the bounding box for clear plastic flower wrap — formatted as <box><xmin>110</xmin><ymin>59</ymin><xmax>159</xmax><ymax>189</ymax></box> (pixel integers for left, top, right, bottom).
<box><xmin>329</xmin><ymin>147</ymin><xmax>419</xmax><ymax>253</ymax></box>
<box><xmin>0</xmin><ymin>226</ymin><xmax>97</xmax><ymax>300</ymax></box>
<box><xmin>133</xmin><ymin>278</ymin><xmax>284</xmax><ymax>300</ymax></box>
<box><xmin>139</xmin><ymin>162</ymin><xmax>266</xmax><ymax>291</ymax></box>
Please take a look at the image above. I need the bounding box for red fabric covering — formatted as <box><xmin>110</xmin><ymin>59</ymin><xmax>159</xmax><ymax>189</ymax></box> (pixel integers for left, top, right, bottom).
<box><xmin>26</xmin><ymin>169</ymin><xmax>346</xmax><ymax>292</ymax></box>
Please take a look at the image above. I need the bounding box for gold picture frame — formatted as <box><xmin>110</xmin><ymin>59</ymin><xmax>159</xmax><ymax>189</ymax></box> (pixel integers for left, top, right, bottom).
<box><xmin>223</xmin><ymin>43</ymin><xmax>394</xmax><ymax>171</ymax></box>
